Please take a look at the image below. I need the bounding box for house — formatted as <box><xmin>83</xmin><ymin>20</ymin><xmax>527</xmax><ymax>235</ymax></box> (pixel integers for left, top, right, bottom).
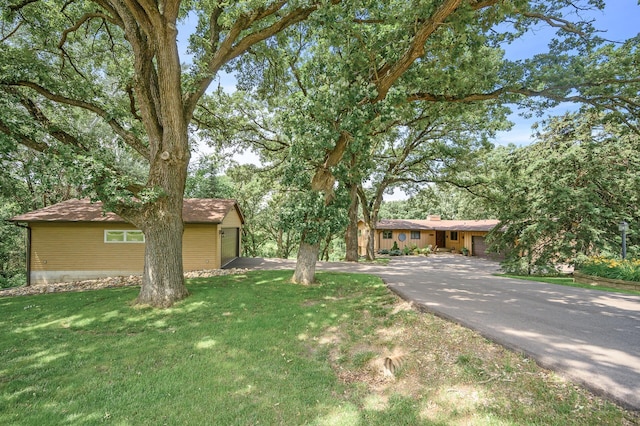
<box><xmin>10</xmin><ymin>198</ymin><xmax>244</xmax><ymax>285</ymax></box>
<box><xmin>358</xmin><ymin>215</ymin><xmax>499</xmax><ymax>257</ymax></box>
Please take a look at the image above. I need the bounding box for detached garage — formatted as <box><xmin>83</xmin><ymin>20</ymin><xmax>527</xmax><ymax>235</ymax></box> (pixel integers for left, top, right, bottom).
<box><xmin>10</xmin><ymin>198</ymin><xmax>244</xmax><ymax>285</ymax></box>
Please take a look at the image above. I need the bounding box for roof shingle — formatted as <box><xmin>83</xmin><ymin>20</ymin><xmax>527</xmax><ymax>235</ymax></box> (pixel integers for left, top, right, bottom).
<box><xmin>9</xmin><ymin>198</ymin><xmax>243</xmax><ymax>224</ymax></box>
<box><xmin>374</xmin><ymin>218</ymin><xmax>498</xmax><ymax>232</ymax></box>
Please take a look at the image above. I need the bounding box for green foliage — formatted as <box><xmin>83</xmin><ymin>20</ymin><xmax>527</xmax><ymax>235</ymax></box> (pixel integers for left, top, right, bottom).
<box><xmin>481</xmin><ymin>112</ymin><xmax>640</xmax><ymax>272</ymax></box>
<box><xmin>577</xmin><ymin>257</ymin><xmax>640</xmax><ymax>282</ymax></box>
<box><xmin>391</xmin><ymin>241</ymin><xmax>399</xmax><ymax>251</ymax></box>
<box><xmin>185</xmin><ymin>154</ymin><xmax>235</xmax><ymax>199</ymax></box>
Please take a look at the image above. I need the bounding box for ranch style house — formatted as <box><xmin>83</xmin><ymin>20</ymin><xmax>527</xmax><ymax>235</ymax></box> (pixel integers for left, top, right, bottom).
<box><xmin>358</xmin><ymin>215</ymin><xmax>500</xmax><ymax>257</ymax></box>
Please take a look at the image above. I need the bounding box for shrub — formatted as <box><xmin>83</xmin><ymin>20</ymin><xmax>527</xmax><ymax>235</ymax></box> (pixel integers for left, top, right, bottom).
<box><xmin>577</xmin><ymin>257</ymin><xmax>640</xmax><ymax>282</ymax></box>
<box><xmin>0</xmin><ymin>271</ymin><xmax>26</xmax><ymax>288</ymax></box>
<box><xmin>391</xmin><ymin>241</ymin><xmax>399</xmax><ymax>251</ymax></box>
<box><xmin>389</xmin><ymin>249</ymin><xmax>402</xmax><ymax>256</ymax></box>
<box><xmin>377</xmin><ymin>249</ymin><xmax>390</xmax><ymax>255</ymax></box>
<box><xmin>402</xmin><ymin>246</ymin><xmax>411</xmax><ymax>255</ymax></box>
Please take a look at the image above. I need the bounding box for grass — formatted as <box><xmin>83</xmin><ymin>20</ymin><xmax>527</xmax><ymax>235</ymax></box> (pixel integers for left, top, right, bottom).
<box><xmin>498</xmin><ymin>274</ymin><xmax>640</xmax><ymax>296</ymax></box>
<box><xmin>1</xmin><ymin>270</ymin><xmax>636</xmax><ymax>425</ymax></box>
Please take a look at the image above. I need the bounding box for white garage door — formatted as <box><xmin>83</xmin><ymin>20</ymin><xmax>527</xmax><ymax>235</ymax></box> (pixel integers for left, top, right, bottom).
<box><xmin>221</xmin><ymin>228</ymin><xmax>239</xmax><ymax>267</ymax></box>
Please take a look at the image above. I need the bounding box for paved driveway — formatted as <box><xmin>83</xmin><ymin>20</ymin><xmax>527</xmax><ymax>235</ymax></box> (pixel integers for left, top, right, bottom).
<box><xmin>228</xmin><ymin>255</ymin><xmax>640</xmax><ymax>410</ymax></box>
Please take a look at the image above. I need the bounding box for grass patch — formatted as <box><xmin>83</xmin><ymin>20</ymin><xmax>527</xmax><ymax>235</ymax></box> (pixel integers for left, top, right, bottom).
<box><xmin>1</xmin><ymin>270</ymin><xmax>635</xmax><ymax>425</ymax></box>
<box><xmin>498</xmin><ymin>274</ymin><xmax>640</xmax><ymax>295</ymax></box>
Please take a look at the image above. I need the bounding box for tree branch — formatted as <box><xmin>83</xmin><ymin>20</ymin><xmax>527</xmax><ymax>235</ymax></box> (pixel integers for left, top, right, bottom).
<box><xmin>184</xmin><ymin>1</ymin><xmax>337</xmax><ymax>119</ymax></box>
<box><xmin>8</xmin><ymin>80</ymin><xmax>149</xmax><ymax>159</ymax></box>
<box><xmin>8</xmin><ymin>0</ymin><xmax>38</xmax><ymax>12</ymax></box>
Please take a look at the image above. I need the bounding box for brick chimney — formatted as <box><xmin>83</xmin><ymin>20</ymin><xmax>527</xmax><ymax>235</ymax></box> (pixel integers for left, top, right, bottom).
<box><xmin>427</xmin><ymin>215</ymin><xmax>441</xmax><ymax>221</ymax></box>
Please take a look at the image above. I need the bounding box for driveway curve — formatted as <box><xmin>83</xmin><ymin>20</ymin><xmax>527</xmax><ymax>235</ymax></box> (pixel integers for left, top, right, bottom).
<box><xmin>228</xmin><ymin>255</ymin><xmax>640</xmax><ymax>410</ymax></box>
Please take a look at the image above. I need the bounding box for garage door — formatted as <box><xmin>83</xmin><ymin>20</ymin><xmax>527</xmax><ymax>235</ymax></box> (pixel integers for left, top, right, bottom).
<box><xmin>221</xmin><ymin>228</ymin><xmax>239</xmax><ymax>267</ymax></box>
<box><xmin>472</xmin><ymin>236</ymin><xmax>488</xmax><ymax>257</ymax></box>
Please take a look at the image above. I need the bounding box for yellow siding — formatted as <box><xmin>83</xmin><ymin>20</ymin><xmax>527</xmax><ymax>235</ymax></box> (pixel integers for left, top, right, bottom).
<box><xmin>31</xmin><ymin>222</ymin><xmax>224</xmax><ymax>273</ymax></box>
<box><xmin>182</xmin><ymin>224</ymin><xmax>218</xmax><ymax>270</ymax></box>
<box><xmin>221</xmin><ymin>208</ymin><xmax>242</xmax><ymax>227</ymax></box>
<box><xmin>221</xmin><ymin>207</ymin><xmax>242</xmax><ymax>261</ymax></box>
<box><xmin>377</xmin><ymin>230</ymin><xmax>435</xmax><ymax>252</ymax></box>
<box><xmin>356</xmin><ymin>221</ymin><xmax>490</xmax><ymax>255</ymax></box>
<box><xmin>31</xmin><ymin>223</ymin><xmax>144</xmax><ymax>272</ymax></box>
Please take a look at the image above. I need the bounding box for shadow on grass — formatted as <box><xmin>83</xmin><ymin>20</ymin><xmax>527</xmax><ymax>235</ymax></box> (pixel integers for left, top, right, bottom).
<box><xmin>0</xmin><ymin>270</ymin><xmax>632</xmax><ymax>425</ymax></box>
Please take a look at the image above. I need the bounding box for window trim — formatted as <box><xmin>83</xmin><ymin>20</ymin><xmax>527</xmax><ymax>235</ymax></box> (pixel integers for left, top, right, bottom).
<box><xmin>104</xmin><ymin>230</ymin><xmax>145</xmax><ymax>243</ymax></box>
<box><xmin>410</xmin><ymin>231</ymin><xmax>421</xmax><ymax>240</ymax></box>
<box><xmin>450</xmin><ymin>231</ymin><xmax>459</xmax><ymax>241</ymax></box>
<box><xmin>382</xmin><ymin>230</ymin><xmax>393</xmax><ymax>239</ymax></box>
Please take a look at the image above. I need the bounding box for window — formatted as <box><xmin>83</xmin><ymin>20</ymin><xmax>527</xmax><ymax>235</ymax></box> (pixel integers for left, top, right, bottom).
<box><xmin>450</xmin><ymin>231</ymin><xmax>458</xmax><ymax>241</ymax></box>
<box><xmin>105</xmin><ymin>230</ymin><xmax>145</xmax><ymax>243</ymax></box>
<box><xmin>411</xmin><ymin>231</ymin><xmax>420</xmax><ymax>239</ymax></box>
<box><xmin>382</xmin><ymin>230</ymin><xmax>393</xmax><ymax>239</ymax></box>
<box><xmin>398</xmin><ymin>233</ymin><xmax>406</xmax><ymax>242</ymax></box>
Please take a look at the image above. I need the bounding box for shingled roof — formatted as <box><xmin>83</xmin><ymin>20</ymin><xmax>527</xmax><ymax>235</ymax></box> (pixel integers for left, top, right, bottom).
<box><xmin>10</xmin><ymin>198</ymin><xmax>243</xmax><ymax>224</ymax></box>
<box><xmin>375</xmin><ymin>218</ymin><xmax>498</xmax><ymax>232</ymax></box>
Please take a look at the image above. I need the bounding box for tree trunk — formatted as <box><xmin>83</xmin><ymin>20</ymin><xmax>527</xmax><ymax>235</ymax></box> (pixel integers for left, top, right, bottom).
<box><xmin>293</xmin><ymin>240</ymin><xmax>319</xmax><ymax>284</ymax></box>
<box><xmin>344</xmin><ymin>184</ymin><xmax>359</xmax><ymax>262</ymax></box>
<box><xmin>135</xmin><ymin>210</ymin><xmax>188</xmax><ymax>307</ymax></box>
<box><xmin>366</xmin><ymin>223</ymin><xmax>376</xmax><ymax>261</ymax></box>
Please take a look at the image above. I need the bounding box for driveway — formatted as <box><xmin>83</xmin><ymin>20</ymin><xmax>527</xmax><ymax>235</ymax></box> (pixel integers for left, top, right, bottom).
<box><xmin>228</xmin><ymin>255</ymin><xmax>640</xmax><ymax>410</ymax></box>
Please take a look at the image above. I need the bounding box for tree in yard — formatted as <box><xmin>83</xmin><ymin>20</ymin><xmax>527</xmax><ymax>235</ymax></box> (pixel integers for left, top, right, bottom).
<box><xmin>483</xmin><ymin>111</ymin><xmax>640</xmax><ymax>273</ymax></box>
<box><xmin>231</xmin><ymin>0</ymin><xmax>639</xmax><ymax>281</ymax></box>
<box><xmin>0</xmin><ymin>1</ymin><xmax>335</xmax><ymax>307</ymax></box>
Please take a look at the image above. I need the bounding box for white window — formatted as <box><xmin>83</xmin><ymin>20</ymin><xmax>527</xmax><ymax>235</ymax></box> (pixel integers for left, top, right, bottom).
<box><xmin>105</xmin><ymin>230</ymin><xmax>145</xmax><ymax>243</ymax></box>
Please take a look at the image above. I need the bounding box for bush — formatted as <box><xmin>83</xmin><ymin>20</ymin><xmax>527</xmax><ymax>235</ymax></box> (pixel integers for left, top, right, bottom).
<box><xmin>500</xmin><ymin>258</ymin><xmax>560</xmax><ymax>276</ymax></box>
<box><xmin>0</xmin><ymin>271</ymin><xmax>26</xmax><ymax>289</ymax></box>
<box><xmin>576</xmin><ymin>257</ymin><xmax>640</xmax><ymax>282</ymax></box>
<box><xmin>389</xmin><ymin>249</ymin><xmax>403</xmax><ymax>256</ymax></box>
<box><xmin>391</xmin><ymin>241</ymin><xmax>399</xmax><ymax>251</ymax></box>
<box><xmin>402</xmin><ymin>246</ymin><xmax>411</xmax><ymax>255</ymax></box>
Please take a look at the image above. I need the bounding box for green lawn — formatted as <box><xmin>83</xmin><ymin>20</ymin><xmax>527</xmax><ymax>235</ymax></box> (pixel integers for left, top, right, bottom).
<box><xmin>1</xmin><ymin>271</ymin><xmax>633</xmax><ymax>425</ymax></box>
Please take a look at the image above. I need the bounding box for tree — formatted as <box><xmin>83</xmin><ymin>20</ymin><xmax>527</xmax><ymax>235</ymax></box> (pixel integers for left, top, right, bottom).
<box><xmin>1</xmin><ymin>1</ymin><xmax>336</xmax><ymax>307</ymax></box>
<box><xmin>232</xmin><ymin>1</ymin><xmax>639</xmax><ymax>282</ymax></box>
<box><xmin>185</xmin><ymin>154</ymin><xmax>234</xmax><ymax>199</ymax></box>
<box><xmin>485</xmin><ymin>111</ymin><xmax>640</xmax><ymax>273</ymax></box>
<box><xmin>355</xmin><ymin>101</ymin><xmax>503</xmax><ymax>260</ymax></box>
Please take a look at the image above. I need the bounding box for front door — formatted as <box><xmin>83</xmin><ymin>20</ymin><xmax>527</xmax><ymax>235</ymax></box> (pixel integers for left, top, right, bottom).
<box><xmin>436</xmin><ymin>231</ymin><xmax>445</xmax><ymax>249</ymax></box>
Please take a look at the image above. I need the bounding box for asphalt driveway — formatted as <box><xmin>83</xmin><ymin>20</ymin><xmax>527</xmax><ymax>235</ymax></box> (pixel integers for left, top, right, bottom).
<box><xmin>228</xmin><ymin>255</ymin><xmax>640</xmax><ymax>410</ymax></box>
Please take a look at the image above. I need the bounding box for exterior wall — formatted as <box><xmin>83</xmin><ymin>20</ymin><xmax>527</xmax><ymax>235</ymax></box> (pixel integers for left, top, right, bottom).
<box><xmin>30</xmin><ymin>223</ymin><xmax>144</xmax><ymax>276</ymax></box>
<box><xmin>29</xmin><ymin>222</ymin><xmax>224</xmax><ymax>284</ymax></box>
<box><xmin>183</xmin><ymin>224</ymin><xmax>218</xmax><ymax>270</ymax></box>
<box><xmin>356</xmin><ymin>221</ymin><xmax>491</xmax><ymax>256</ymax></box>
<box><xmin>376</xmin><ymin>229</ymin><xmax>435</xmax><ymax>252</ymax></box>
<box><xmin>220</xmin><ymin>207</ymin><xmax>243</xmax><ymax>265</ymax></box>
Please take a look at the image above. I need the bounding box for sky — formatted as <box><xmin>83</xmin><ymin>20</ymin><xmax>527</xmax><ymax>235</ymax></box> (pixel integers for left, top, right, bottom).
<box><xmin>181</xmin><ymin>2</ymin><xmax>640</xmax><ymax>196</ymax></box>
<box><xmin>493</xmin><ymin>1</ymin><xmax>640</xmax><ymax>147</ymax></box>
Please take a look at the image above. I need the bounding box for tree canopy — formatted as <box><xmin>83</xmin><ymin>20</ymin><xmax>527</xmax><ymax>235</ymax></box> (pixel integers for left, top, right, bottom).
<box><xmin>1</xmin><ymin>1</ymin><xmax>639</xmax><ymax>299</ymax></box>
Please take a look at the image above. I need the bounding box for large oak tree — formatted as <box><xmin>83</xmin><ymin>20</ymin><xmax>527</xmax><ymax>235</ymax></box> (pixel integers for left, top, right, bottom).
<box><xmin>0</xmin><ymin>0</ymin><xmax>336</xmax><ymax>307</ymax></box>
<box><xmin>230</xmin><ymin>0</ymin><xmax>639</xmax><ymax>283</ymax></box>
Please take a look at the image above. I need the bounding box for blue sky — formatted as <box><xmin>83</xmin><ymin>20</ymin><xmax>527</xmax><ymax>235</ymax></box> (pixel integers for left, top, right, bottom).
<box><xmin>494</xmin><ymin>1</ymin><xmax>640</xmax><ymax>146</ymax></box>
